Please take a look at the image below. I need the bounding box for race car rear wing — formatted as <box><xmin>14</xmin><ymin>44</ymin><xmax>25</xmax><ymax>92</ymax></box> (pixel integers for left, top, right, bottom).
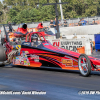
<box><xmin>3</xmin><ymin>24</ymin><xmax>9</xmax><ymax>42</ymax></box>
<box><xmin>0</xmin><ymin>24</ymin><xmax>14</xmax><ymax>43</ymax></box>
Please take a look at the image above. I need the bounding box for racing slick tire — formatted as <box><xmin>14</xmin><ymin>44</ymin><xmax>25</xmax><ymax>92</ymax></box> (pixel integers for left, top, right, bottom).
<box><xmin>0</xmin><ymin>44</ymin><xmax>6</xmax><ymax>66</ymax></box>
<box><xmin>78</xmin><ymin>54</ymin><xmax>91</xmax><ymax>77</ymax></box>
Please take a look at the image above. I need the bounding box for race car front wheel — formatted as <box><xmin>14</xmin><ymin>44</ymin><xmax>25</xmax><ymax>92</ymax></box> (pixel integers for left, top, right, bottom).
<box><xmin>78</xmin><ymin>54</ymin><xmax>91</xmax><ymax>77</ymax></box>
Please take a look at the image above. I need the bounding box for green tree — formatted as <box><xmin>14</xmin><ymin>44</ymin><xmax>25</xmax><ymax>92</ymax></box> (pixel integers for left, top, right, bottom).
<box><xmin>2</xmin><ymin>0</ymin><xmax>100</xmax><ymax>24</ymax></box>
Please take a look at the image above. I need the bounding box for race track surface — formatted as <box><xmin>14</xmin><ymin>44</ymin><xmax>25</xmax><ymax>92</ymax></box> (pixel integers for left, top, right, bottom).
<box><xmin>0</xmin><ymin>51</ymin><xmax>100</xmax><ymax>100</ymax></box>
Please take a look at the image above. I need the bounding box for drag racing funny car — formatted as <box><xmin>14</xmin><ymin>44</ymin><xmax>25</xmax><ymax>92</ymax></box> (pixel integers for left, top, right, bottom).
<box><xmin>1</xmin><ymin>25</ymin><xmax>100</xmax><ymax>77</ymax></box>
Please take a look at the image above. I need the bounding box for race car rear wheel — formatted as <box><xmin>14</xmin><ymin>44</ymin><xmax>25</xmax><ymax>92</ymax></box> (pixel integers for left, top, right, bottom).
<box><xmin>0</xmin><ymin>44</ymin><xmax>6</xmax><ymax>66</ymax></box>
<box><xmin>78</xmin><ymin>54</ymin><xmax>91</xmax><ymax>77</ymax></box>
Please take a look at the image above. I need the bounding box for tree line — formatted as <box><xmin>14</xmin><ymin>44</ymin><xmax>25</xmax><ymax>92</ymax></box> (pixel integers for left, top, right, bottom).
<box><xmin>0</xmin><ymin>0</ymin><xmax>100</xmax><ymax>24</ymax></box>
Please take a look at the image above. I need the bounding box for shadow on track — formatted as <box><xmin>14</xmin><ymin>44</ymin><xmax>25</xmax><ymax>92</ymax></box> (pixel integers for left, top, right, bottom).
<box><xmin>3</xmin><ymin>63</ymin><xmax>100</xmax><ymax>77</ymax></box>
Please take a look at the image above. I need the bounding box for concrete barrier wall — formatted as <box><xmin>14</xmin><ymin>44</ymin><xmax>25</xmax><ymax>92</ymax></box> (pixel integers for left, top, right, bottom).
<box><xmin>50</xmin><ymin>24</ymin><xmax>100</xmax><ymax>35</ymax></box>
